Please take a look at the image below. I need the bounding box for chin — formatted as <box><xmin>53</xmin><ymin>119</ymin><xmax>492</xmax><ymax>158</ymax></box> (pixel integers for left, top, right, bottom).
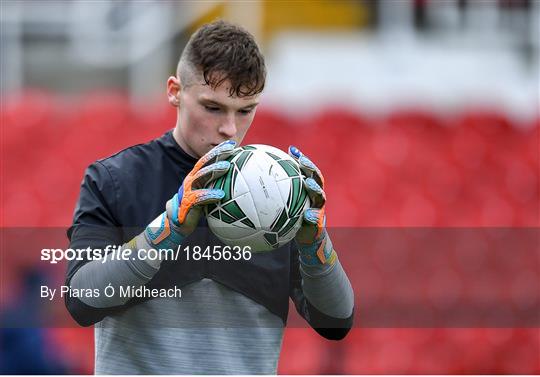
<box><xmin>198</xmin><ymin>146</ymin><xmax>212</xmax><ymax>157</ymax></box>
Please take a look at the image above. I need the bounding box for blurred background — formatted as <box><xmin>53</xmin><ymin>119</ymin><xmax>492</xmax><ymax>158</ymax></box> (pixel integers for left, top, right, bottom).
<box><xmin>1</xmin><ymin>0</ymin><xmax>539</xmax><ymax>374</ymax></box>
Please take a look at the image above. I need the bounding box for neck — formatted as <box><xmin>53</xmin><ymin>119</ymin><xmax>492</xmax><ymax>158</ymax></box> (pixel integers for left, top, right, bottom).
<box><xmin>172</xmin><ymin>125</ymin><xmax>198</xmax><ymax>159</ymax></box>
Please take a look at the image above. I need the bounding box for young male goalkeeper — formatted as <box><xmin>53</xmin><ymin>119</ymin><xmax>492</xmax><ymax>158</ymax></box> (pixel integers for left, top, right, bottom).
<box><xmin>66</xmin><ymin>20</ymin><xmax>354</xmax><ymax>374</ymax></box>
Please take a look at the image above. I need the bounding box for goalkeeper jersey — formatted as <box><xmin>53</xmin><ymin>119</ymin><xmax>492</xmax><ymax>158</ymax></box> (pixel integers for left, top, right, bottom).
<box><xmin>66</xmin><ymin>130</ymin><xmax>353</xmax><ymax>374</ymax></box>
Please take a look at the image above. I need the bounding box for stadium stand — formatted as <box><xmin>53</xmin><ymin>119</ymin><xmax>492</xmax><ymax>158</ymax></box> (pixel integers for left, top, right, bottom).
<box><xmin>1</xmin><ymin>92</ymin><xmax>538</xmax><ymax>373</ymax></box>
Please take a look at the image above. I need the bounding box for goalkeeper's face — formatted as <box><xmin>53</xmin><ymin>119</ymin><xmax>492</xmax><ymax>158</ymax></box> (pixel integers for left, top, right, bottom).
<box><xmin>168</xmin><ymin>75</ymin><xmax>260</xmax><ymax>158</ymax></box>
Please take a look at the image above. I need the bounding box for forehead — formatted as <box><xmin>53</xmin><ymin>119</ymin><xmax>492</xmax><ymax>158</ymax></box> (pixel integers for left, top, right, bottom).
<box><xmin>187</xmin><ymin>79</ymin><xmax>260</xmax><ymax>107</ymax></box>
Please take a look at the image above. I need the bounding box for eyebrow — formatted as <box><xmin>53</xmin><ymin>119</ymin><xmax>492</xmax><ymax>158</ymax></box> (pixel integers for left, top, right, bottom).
<box><xmin>199</xmin><ymin>97</ymin><xmax>259</xmax><ymax>110</ymax></box>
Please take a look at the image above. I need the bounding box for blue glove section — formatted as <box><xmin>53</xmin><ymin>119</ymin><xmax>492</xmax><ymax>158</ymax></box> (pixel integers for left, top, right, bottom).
<box><xmin>297</xmin><ymin>228</ymin><xmax>334</xmax><ymax>266</ymax></box>
<box><xmin>288</xmin><ymin>145</ymin><xmax>335</xmax><ymax>266</ymax></box>
<box><xmin>144</xmin><ymin>210</ymin><xmax>185</xmax><ymax>251</ymax></box>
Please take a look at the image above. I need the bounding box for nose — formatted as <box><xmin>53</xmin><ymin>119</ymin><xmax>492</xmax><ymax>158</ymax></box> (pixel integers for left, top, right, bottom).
<box><xmin>218</xmin><ymin>113</ymin><xmax>237</xmax><ymax>138</ymax></box>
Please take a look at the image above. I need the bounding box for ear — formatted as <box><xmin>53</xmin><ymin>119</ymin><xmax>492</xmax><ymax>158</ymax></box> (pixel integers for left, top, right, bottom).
<box><xmin>167</xmin><ymin>76</ymin><xmax>181</xmax><ymax>107</ymax></box>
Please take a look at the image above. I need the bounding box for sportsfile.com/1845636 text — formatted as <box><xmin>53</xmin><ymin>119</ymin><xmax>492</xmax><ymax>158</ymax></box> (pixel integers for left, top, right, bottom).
<box><xmin>40</xmin><ymin>245</ymin><xmax>252</xmax><ymax>264</ymax></box>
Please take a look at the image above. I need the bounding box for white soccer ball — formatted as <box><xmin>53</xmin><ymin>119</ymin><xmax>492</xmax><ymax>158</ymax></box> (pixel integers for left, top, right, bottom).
<box><xmin>205</xmin><ymin>144</ymin><xmax>310</xmax><ymax>252</ymax></box>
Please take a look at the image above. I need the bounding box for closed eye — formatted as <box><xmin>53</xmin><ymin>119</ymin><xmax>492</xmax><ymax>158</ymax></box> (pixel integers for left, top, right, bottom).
<box><xmin>239</xmin><ymin>108</ymin><xmax>255</xmax><ymax>115</ymax></box>
<box><xmin>204</xmin><ymin>105</ymin><xmax>221</xmax><ymax>113</ymax></box>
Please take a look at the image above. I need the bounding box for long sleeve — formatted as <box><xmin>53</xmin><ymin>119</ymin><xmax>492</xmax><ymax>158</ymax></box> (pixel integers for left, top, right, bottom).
<box><xmin>289</xmin><ymin>244</ymin><xmax>354</xmax><ymax>340</ymax></box>
<box><xmin>65</xmin><ymin>162</ymin><xmax>157</xmax><ymax>326</ymax></box>
<box><xmin>300</xmin><ymin>254</ymin><xmax>354</xmax><ymax>319</ymax></box>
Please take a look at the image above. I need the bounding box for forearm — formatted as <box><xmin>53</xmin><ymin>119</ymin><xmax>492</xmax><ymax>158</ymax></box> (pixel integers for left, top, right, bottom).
<box><xmin>300</xmin><ymin>250</ymin><xmax>354</xmax><ymax>319</ymax></box>
<box><xmin>69</xmin><ymin>232</ymin><xmax>159</xmax><ymax>308</ymax></box>
<box><xmin>66</xmin><ymin>203</ymin><xmax>184</xmax><ymax>325</ymax></box>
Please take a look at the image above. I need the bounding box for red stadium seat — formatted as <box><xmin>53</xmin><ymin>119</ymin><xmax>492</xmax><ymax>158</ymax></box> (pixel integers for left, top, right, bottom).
<box><xmin>3</xmin><ymin>92</ymin><xmax>539</xmax><ymax>374</ymax></box>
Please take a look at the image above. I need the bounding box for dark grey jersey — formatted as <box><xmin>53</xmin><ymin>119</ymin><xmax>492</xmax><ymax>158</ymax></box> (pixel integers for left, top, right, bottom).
<box><xmin>66</xmin><ymin>130</ymin><xmax>354</xmax><ymax>374</ymax></box>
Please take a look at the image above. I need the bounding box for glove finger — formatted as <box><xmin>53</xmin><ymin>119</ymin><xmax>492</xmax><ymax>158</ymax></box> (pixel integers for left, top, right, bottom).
<box><xmin>303</xmin><ymin>177</ymin><xmax>326</xmax><ymax>209</ymax></box>
<box><xmin>289</xmin><ymin>145</ymin><xmax>324</xmax><ymax>188</ymax></box>
<box><xmin>178</xmin><ymin>189</ymin><xmax>225</xmax><ymax>217</ymax></box>
<box><xmin>177</xmin><ymin>189</ymin><xmax>224</xmax><ymax>224</ymax></box>
<box><xmin>196</xmin><ymin>140</ymin><xmax>237</xmax><ymax>170</ymax></box>
<box><xmin>191</xmin><ymin>188</ymin><xmax>226</xmax><ymax>207</ymax></box>
<box><xmin>298</xmin><ymin>155</ymin><xmax>324</xmax><ymax>188</ymax></box>
<box><xmin>191</xmin><ymin>161</ymin><xmax>231</xmax><ymax>189</ymax></box>
<box><xmin>303</xmin><ymin>208</ymin><xmax>322</xmax><ymax>225</ymax></box>
<box><xmin>288</xmin><ymin>145</ymin><xmax>303</xmax><ymax>162</ymax></box>
<box><xmin>301</xmin><ymin>207</ymin><xmax>326</xmax><ymax>240</ymax></box>
<box><xmin>176</xmin><ymin>189</ymin><xmax>225</xmax><ymax>224</ymax></box>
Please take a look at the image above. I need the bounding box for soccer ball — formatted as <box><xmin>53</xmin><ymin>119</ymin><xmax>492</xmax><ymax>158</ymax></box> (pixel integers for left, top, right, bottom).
<box><xmin>205</xmin><ymin>144</ymin><xmax>310</xmax><ymax>252</ymax></box>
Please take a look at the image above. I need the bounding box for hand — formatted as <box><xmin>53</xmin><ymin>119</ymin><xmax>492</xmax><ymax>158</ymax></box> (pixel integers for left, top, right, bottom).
<box><xmin>288</xmin><ymin>146</ymin><xmax>336</xmax><ymax>266</ymax></box>
<box><xmin>170</xmin><ymin>140</ymin><xmax>236</xmax><ymax>234</ymax></box>
<box><xmin>144</xmin><ymin>140</ymin><xmax>236</xmax><ymax>248</ymax></box>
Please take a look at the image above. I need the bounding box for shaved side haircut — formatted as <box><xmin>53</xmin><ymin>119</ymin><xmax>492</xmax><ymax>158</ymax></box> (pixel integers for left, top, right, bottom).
<box><xmin>177</xmin><ymin>20</ymin><xmax>266</xmax><ymax>98</ymax></box>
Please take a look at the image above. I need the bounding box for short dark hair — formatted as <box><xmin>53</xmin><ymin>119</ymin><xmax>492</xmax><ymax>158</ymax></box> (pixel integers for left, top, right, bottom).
<box><xmin>178</xmin><ymin>20</ymin><xmax>266</xmax><ymax>97</ymax></box>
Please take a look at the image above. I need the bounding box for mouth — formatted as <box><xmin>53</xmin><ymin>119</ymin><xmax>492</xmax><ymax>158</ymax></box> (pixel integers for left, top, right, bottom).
<box><xmin>211</xmin><ymin>141</ymin><xmax>229</xmax><ymax>147</ymax></box>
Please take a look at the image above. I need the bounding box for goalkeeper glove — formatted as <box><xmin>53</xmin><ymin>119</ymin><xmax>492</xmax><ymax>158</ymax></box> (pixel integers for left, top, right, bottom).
<box><xmin>288</xmin><ymin>146</ymin><xmax>336</xmax><ymax>266</ymax></box>
<box><xmin>135</xmin><ymin>140</ymin><xmax>236</xmax><ymax>254</ymax></box>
